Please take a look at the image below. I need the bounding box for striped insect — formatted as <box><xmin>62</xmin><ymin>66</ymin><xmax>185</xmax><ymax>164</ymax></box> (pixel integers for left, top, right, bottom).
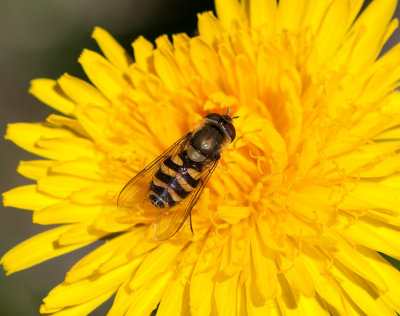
<box><xmin>117</xmin><ymin>110</ymin><xmax>238</xmax><ymax>240</ymax></box>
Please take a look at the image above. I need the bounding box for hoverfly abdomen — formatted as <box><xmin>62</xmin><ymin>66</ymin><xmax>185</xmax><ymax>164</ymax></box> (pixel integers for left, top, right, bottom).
<box><xmin>149</xmin><ymin>182</ymin><xmax>177</xmax><ymax>208</ymax></box>
<box><xmin>149</xmin><ymin>151</ymin><xmax>203</xmax><ymax>208</ymax></box>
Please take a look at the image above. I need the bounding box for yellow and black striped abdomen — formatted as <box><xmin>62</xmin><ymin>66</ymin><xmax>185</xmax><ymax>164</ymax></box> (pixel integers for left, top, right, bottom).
<box><xmin>149</xmin><ymin>151</ymin><xmax>202</xmax><ymax>208</ymax></box>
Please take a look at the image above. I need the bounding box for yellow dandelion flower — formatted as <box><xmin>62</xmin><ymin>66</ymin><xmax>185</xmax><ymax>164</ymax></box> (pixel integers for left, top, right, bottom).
<box><xmin>3</xmin><ymin>0</ymin><xmax>400</xmax><ymax>315</ymax></box>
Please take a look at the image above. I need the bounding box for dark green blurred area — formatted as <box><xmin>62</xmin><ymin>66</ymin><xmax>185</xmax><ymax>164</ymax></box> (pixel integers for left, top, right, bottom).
<box><xmin>1</xmin><ymin>1</ymin><xmax>400</xmax><ymax>315</ymax></box>
<box><xmin>0</xmin><ymin>1</ymin><xmax>213</xmax><ymax>315</ymax></box>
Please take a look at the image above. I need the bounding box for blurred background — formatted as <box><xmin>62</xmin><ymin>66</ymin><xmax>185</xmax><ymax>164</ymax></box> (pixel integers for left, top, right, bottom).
<box><xmin>0</xmin><ymin>0</ymin><xmax>214</xmax><ymax>315</ymax></box>
<box><xmin>1</xmin><ymin>0</ymin><xmax>399</xmax><ymax>315</ymax></box>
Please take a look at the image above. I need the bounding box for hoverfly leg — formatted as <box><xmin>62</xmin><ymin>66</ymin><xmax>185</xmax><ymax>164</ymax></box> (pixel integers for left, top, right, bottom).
<box><xmin>189</xmin><ymin>212</ymin><xmax>194</xmax><ymax>235</ymax></box>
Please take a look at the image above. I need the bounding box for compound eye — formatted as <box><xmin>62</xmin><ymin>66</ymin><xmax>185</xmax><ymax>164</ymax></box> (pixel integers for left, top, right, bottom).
<box><xmin>224</xmin><ymin>123</ymin><xmax>236</xmax><ymax>142</ymax></box>
<box><xmin>205</xmin><ymin>113</ymin><xmax>221</xmax><ymax>121</ymax></box>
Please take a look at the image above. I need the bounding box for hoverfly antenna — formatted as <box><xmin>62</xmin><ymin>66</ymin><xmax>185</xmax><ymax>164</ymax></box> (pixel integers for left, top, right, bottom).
<box><xmin>226</xmin><ymin>108</ymin><xmax>238</xmax><ymax>119</ymax></box>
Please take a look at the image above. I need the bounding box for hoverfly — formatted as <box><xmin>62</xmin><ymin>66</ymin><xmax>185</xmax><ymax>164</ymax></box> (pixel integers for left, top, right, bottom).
<box><xmin>117</xmin><ymin>110</ymin><xmax>238</xmax><ymax>240</ymax></box>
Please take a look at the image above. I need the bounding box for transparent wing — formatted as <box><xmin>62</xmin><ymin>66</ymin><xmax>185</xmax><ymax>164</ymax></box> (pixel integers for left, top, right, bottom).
<box><xmin>154</xmin><ymin>158</ymin><xmax>219</xmax><ymax>240</ymax></box>
<box><xmin>117</xmin><ymin>133</ymin><xmax>191</xmax><ymax>215</ymax></box>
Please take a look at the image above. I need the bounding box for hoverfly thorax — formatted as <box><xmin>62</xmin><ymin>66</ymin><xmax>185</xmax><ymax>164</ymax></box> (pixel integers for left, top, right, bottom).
<box><xmin>188</xmin><ymin>112</ymin><xmax>237</xmax><ymax>162</ymax></box>
<box><xmin>118</xmin><ymin>110</ymin><xmax>237</xmax><ymax>240</ymax></box>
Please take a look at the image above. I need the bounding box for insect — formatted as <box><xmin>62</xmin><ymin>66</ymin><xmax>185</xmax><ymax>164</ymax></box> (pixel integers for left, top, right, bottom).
<box><xmin>117</xmin><ymin>110</ymin><xmax>238</xmax><ymax>240</ymax></box>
